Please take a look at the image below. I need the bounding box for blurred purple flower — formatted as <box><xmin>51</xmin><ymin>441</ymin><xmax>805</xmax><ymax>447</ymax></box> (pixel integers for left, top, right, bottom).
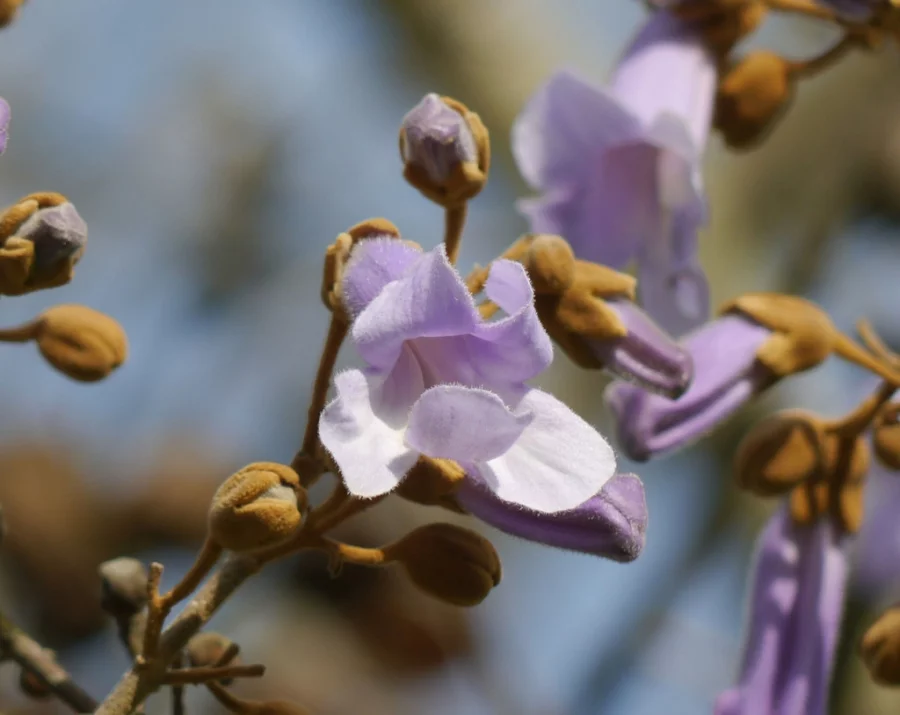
<box><xmin>605</xmin><ymin>313</ymin><xmax>772</xmax><ymax>461</ymax></box>
<box><xmin>855</xmin><ymin>464</ymin><xmax>900</xmax><ymax>597</ymax></box>
<box><xmin>715</xmin><ymin>508</ymin><xmax>849</xmax><ymax>715</ymax></box>
<box><xmin>457</xmin><ymin>472</ymin><xmax>647</xmax><ymax>562</ymax></box>
<box><xmin>320</xmin><ymin>238</ymin><xmax>617</xmax><ymax>513</ymax></box>
<box><xmin>512</xmin><ymin>10</ymin><xmax>716</xmax><ymax>336</ymax></box>
<box><xmin>815</xmin><ymin>0</ymin><xmax>881</xmax><ymax>19</ymax></box>
<box><xmin>595</xmin><ymin>297</ymin><xmax>693</xmax><ymax>398</ymax></box>
<box><xmin>400</xmin><ymin>93</ymin><xmax>476</xmax><ymax>185</ymax></box>
<box><xmin>0</xmin><ymin>97</ymin><xmax>9</xmax><ymax>155</ymax></box>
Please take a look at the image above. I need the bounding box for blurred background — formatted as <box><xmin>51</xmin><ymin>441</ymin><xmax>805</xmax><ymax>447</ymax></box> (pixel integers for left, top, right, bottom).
<box><xmin>0</xmin><ymin>2</ymin><xmax>899</xmax><ymax>714</ymax></box>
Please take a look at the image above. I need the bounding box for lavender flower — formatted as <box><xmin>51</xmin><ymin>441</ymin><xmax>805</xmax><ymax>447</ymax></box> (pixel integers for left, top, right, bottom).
<box><xmin>456</xmin><ymin>472</ymin><xmax>647</xmax><ymax>562</ymax></box>
<box><xmin>512</xmin><ymin>10</ymin><xmax>716</xmax><ymax>335</ymax></box>
<box><xmin>715</xmin><ymin>508</ymin><xmax>848</xmax><ymax>715</ymax></box>
<box><xmin>0</xmin><ymin>97</ymin><xmax>8</xmax><ymax>155</ymax></box>
<box><xmin>320</xmin><ymin>238</ymin><xmax>617</xmax><ymax>513</ymax></box>
<box><xmin>606</xmin><ymin>313</ymin><xmax>772</xmax><ymax>461</ymax></box>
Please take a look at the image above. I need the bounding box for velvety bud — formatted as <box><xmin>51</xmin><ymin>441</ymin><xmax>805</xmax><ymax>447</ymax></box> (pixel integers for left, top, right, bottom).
<box><xmin>396</xmin><ymin>456</ymin><xmax>466</xmax><ymax>509</ymax></box>
<box><xmin>187</xmin><ymin>632</ymin><xmax>240</xmax><ymax>684</ymax></box>
<box><xmin>861</xmin><ymin>606</ymin><xmax>900</xmax><ymax>685</ymax></box>
<box><xmin>715</xmin><ymin>51</ymin><xmax>793</xmax><ymax>150</ymax></box>
<box><xmin>874</xmin><ymin>401</ymin><xmax>900</xmax><ymax>470</ymax></box>
<box><xmin>98</xmin><ymin>557</ymin><xmax>149</xmax><ymax>617</ymax></box>
<box><xmin>735</xmin><ymin>410</ymin><xmax>826</xmax><ymax>496</ymax></box>
<box><xmin>525</xmin><ymin>235</ymin><xmax>576</xmax><ymax>295</ymax></box>
<box><xmin>385</xmin><ymin>523</ymin><xmax>501</xmax><ymax>607</ymax></box>
<box><xmin>0</xmin><ymin>0</ymin><xmax>24</xmax><ymax>27</ymax></box>
<box><xmin>209</xmin><ymin>462</ymin><xmax>305</xmax><ymax>552</ymax></box>
<box><xmin>400</xmin><ymin>94</ymin><xmax>490</xmax><ymax>207</ymax></box>
<box><xmin>457</xmin><ymin>473</ymin><xmax>647</xmax><ymax>563</ymax></box>
<box><xmin>35</xmin><ymin>305</ymin><xmax>128</xmax><ymax>382</ymax></box>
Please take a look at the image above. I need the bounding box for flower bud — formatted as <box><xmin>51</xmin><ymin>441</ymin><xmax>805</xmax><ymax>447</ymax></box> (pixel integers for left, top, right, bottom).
<box><xmin>400</xmin><ymin>94</ymin><xmax>489</xmax><ymax>207</ymax></box>
<box><xmin>396</xmin><ymin>456</ymin><xmax>466</xmax><ymax>509</ymax></box>
<box><xmin>35</xmin><ymin>305</ymin><xmax>127</xmax><ymax>382</ymax></box>
<box><xmin>187</xmin><ymin>632</ymin><xmax>240</xmax><ymax>684</ymax></box>
<box><xmin>98</xmin><ymin>557</ymin><xmax>149</xmax><ymax>618</ymax></box>
<box><xmin>524</xmin><ymin>235</ymin><xmax>576</xmax><ymax>295</ymax></box>
<box><xmin>209</xmin><ymin>463</ymin><xmax>305</xmax><ymax>552</ymax></box>
<box><xmin>385</xmin><ymin>523</ymin><xmax>501</xmax><ymax>607</ymax></box>
<box><xmin>861</xmin><ymin>606</ymin><xmax>900</xmax><ymax>685</ymax></box>
<box><xmin>0</xmin><ymin>195</ymin><xmax>87</xmax><ymax>294</ymax></box>
<box><xmin>715</xmin><ymin>51</ymin><xmax>793</xmax><ymax>150</ymax></box>
<box><xmin>0</xmin><ymin>0</ymin><xmax>24</xmax><ymax>27</ymax></box>
<box><xmin>874</xmin><ymin>401</ymin><xmax>900</xmax><ymax>470</ymax></box>
<box><xmin>735</xmin><ymin>410</ymin><xmax>826</xmax><ymax>496</ymax></box>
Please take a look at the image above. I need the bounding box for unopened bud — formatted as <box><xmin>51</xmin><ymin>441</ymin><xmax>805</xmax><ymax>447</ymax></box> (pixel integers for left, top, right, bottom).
<box><xmin>385</xmin><ymin>523</ymin><xmax>501</xmax><ymax>607</ymax></box>
<box><xmin>525</xmin><ymin>235</ymin><xmax>576</xmax><ymax>295</ymax></box>
<box><xmin>187</xmin><ymin>633</ymin><xmax>240</xmax><ymax>684</ymax></box>
<box><xmin>400</xmin><ymin>94</ymin><xmax>489</xmax><ymax>207</ymax></box>
<box><xmin>397</xmin><ymin>456</ymin><xmax>466</xmax><ymax>508</ymax></box>
<box><xmin>874</xmin><ymin>402</ymin><xmax>900</xmax><ymax>470</ymax></box>
<box><xmin>99</xmin><ymin>557</ymin><xmax>149</xmax><ymax>617</ymax></box>
<box><xmin>715</xmin><ymin>51</ymin><xmax>793</xmax><ymax>150</ymax></box>
<box><xmin>0</xmin><ymin>0</ymin><xmax>25</xmax><ymax>27</ymax></box>
<box><xmin>735</xmin><ymin>410</ymin><xmax>826</xmax><ymax>496</ymax></box>
<box><xmin>35</xmin><ymin>305</ymin><xmax>127</xmax><ymax>382</ymax></box>
<box><xmin>209</xmin><ymin>463</ymin><xmax>305</xmax><ymax>552</ymax></box>
<box><xmin>19</xmin><ymin>668</ymin><xmax>52</xmax><ymax>699</ymax></box>
<box><xmin>861</xmin><ymin>606</ymin><xmax>900</xmax><ymax>685</ymax></box>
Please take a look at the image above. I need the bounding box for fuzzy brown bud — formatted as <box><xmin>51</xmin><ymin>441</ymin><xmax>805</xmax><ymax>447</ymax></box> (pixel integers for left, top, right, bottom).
<box><xmin>385</xmin><ymin>523</ymin><xmax>501</xmax><ymax>607</ymax></box>
<box><xmin>874</xmin><ymin>401</ymin><xmax>900</xmax><ymax>470</ymax></box>
<box><xmin>34</xmin><ymin>305</ymin><xmax>127</xmax><ymax>382</ymax></box>
<box><xmin>187</xmin><ymin>633</ymin><xmax>240</xmax><ymax>684</ymax></box>
<box><xmin>209</xmin><ymin>463</ymin><xmax>305</xmax><ymax>552</ymax></box>
<box><xmin>735</xmin><ymin>410</ymin><xmax>826</xmax><ymax>496</ymax></box>
<box><xmin>715</xmin><ymin>51</ymin><xmax>793</xmax><ymax>150</ymax></box>
<box><xmin>397</xmin><ymin>456</ymin><xmax>466</xmax><ymax>509</ymax></box>
<box><xmin>0</xmin><ymin>0</ymin><xmax>24</xmax><ymax>27</ymax></box>
<box><xmin>861</xmin><ymin>606</ymin><xmax>900</xmax><ymax>685</ymax></box>
<box><xmin>99</xmin><ymin>557</ymin><xmax>149</xmax><ymax>617</ymax></box>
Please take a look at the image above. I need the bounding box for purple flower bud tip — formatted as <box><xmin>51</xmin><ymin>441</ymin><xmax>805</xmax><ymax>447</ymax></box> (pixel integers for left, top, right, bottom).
<box><xmin>593</xmin><ymin>298</ymin><xmax>693</xmax><ymax>400</ymax></box>
<box><xmin>457</xmin><ymin>472</ymin><xmax>648</xmax><ymax>562</ymax></box>
<box><xmin>400</xmin><ymin>93</ymin><xmax>477</xmax><ymax>184</ymax></box>
<box><xmin>19</xmin><ymin>202</ymin><xmax>87</xmax><ymax>271</ymax></box>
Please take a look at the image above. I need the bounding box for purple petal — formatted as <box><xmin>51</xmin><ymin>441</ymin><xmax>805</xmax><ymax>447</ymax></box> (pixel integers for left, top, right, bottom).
<box><xmin>457</xmin><ymin>472</ymin><xmax>647</xmax><ymax>562</ymax></box>
<box><xmin>590</xmin><ymin>297</ymin><xmax>693</xmax><ymax>399</ymax></box>
<box><xmin>18</xmin><ymin>203</ymin><xmax>88</xmax><ymax>273</ymax></box>
<box><xmin>715</xmin><ymin>508</ymin><xmax>848</xmax><ymax>715</ymax></box>
<box><xmin>351</xmin><ymin>245</ymin><xmax>479</xmax><ymax>374</ymax></box>
<box><xmin>400</xmin><ymin>94</ymin><xmax>477</xmax><ymax>183</ymax></box>
<box><xmin>405</xmin><ymin>384</ymin><xmax>532</xmax><ymax>463</ymax></box>
<box><xmin>610</xmin><ymin>10</ymin><xmax>717</xmax><ymax>154</ymax></box>
<box><xmin>605</xmin><ymin>314</ymin><xmax>771</xmax><ymax>461</ymax></box>
<box><xmin>478</xmin><ymin>388</ymin><xmax>617</xmax><ymax>513</ymax></box>
<box><xmin>0</xmin><ymin>98</ymin><xmax>9</xmax><ymax>155</ymax></box>
<box><xmin>319</xmin><ymin>369</ymin><xmax>420</xmax><ymax>498</ymax></box>
<box><xmin>342</xmin><ymin>238</ymin><xmax>422</xmax><ymax>318</ymax></box>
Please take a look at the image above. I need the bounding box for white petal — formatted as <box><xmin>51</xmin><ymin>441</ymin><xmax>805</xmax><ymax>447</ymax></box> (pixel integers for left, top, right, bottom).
<box><xmin>479</xmin><ymin>389</ymin><xmax>617</xmax><ymax>513</ymax></box>
<box><xmin>319</xmin><ymin>369</ymin><xmax>419</xmax><ymax>498</ymax></box>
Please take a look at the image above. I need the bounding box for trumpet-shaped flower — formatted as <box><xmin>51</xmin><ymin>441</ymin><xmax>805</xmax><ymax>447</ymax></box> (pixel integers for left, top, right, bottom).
<box><xmin>512</xmin><ymin>10</ymin><xmax>716</xmax><ymax>335</ymax></box>
<box><xmin>320</xmin><ymin>238</ymin><xmax>617</xmax><ymax>513</ymax></box>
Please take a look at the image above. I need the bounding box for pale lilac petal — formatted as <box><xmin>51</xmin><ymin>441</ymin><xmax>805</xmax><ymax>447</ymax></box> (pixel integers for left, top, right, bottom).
<box><xmin>458</xmin><ymin>472</ymin><xmax>647</xmax><ymax>562</ymax></box>
<box><xmin>405</xmin><ymin>384</ymin><xmax>532</xmax><ymax>463</ymax></box>
<box><xmin>715</xmin><ymin>509</ymin><xmax>848</xmax><ymax>715</ymax></box>
<box><xmin>319</xmin><ymin>370</ymin><xmax>419</xmax><ymax>498</ymax></box>
<box><xmin>0</xmin><ymin>98</ymin><xmax>9</xmax><ymax>155</ymax></box>
<box><xmin>400</xmin><ymin>93</ymin><xmax>477</xmax><ymax>183</ymax></box>
<box><xmin>512</xmin><ymin>69</ymin><xmax>640</xmax><ymax>191</ymax></box>
<box><xmin>342</xmin><ymin>238</ymin><xmax>422</xmax><ymax>318</ymax></box>
<box><xmin>479</xmin><ymin>389</ymin><xmax>617</xmax><ymax>513</ymax></box>
<box><xmin>606</xmin><ymin>314</ymin><xmax>771</xmax><ymax>461</ymax></box>
<box><xmin>611</xmin><ymin>10</ymin><xmax>717</xmax><ymax>153</ymax></box>
<box><xmin>352</xmin><ymin>246</ymin><xmax>478</xmax><ymax>374</ymax></box>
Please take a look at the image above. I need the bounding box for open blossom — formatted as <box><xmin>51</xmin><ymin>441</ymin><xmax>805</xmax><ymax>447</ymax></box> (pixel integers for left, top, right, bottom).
<box><xmin>606</xmin><ymin>313</ymin><xmax>773</xmax><ymax>461</ymax></box>
<box><xmin>715</xmin><ymin>509</ymin><xmax>849</xmax><ymax>715</ymax></box>
<box><xmin>457</xmin><ymin>472</ymin><xmax>647</xmax><ymax>562</ymax></box>
<box><xmin>512</xmin><ymin>10</ymin><xmax>716</xmax><ymax>336</ymax></box>
<box><xmin>320</xmin><ymin>238</ymin><xmax>617</xmax><ymax>513</ymax></box>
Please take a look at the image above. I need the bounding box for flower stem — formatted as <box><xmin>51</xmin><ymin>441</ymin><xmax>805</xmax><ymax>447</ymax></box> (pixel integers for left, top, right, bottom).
<box><xmin>444</xmin><ymin>202</ymin><xmax>468</xmax><ymax>264</ymax></box>
<box><xmin>0</xmin><ymin>318</ymin><xmax>39</xmax><ymax>342</ymax></box>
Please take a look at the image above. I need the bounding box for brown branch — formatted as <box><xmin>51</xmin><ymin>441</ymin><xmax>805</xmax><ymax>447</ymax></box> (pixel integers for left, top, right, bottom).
<box><xmin>163</xmin><ymin>664</ymin><xmax>265</xmax><ymax>686</ymax></box>
<box><xmin>0</xmin><ymin>612</ymin><xmax>98</xmax><ymax>713</ymax></box>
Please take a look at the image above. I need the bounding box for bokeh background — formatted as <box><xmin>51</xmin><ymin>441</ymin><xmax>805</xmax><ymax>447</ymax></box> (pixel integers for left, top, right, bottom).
<box><xmin>0</xmin><ymin>2</ymin><xmax>899</xmax><ymax>714</ymax></box>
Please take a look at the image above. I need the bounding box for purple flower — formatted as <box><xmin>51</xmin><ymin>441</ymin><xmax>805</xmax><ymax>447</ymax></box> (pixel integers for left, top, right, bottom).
<box><xmin>512</xmin><ymin>10</ymin><xmax>716</xmax><ymax>336</ymax></box>
<box><xmin>456</xmin><ymin>472</ymin><xmax>647</xmax><ymax>562</ymax></box>
<box><xmin>594</xmin><ymin>297</ymin><xmax>693</xmax><ymax>398</ymax></box>
<box><xmin>18</xmin><ymin>202</ymin><xmax>87</xmax><ymax>272</ymax></box>
<box><xmin>400</xmin><ymin>94</ymin><xmax>477</xmax><ymax>184</ymax></box>
<box><xmin>606</xmin><ymin>313</ymin><xmax>772</xmax><ymax>461</ymax></box>
<box><xmin>0</xmin><ymin>97</ymin><xmax>9</xmax><ymax>155</ymax></box>
<box><xmin>320</xmin><ymin>238</ymin><xmax>617</xmax><ymax>513</ymax></box>
<box><xmin>715</xmin><ymin>508</ymin><xmax>849</xmax><ymax>715</ymax></box>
